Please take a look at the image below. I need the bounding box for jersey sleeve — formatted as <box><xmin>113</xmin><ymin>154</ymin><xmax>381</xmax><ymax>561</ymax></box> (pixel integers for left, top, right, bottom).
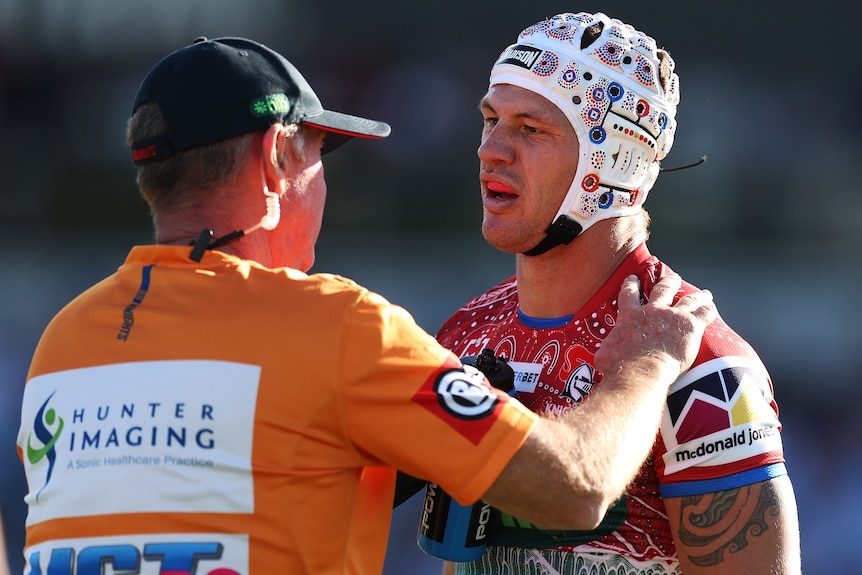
<box><xmin>655</xmin><ymin>319</ymin><xmax>787</xmax><ymax>498</ymax></box>
<box><xmin>338</xmin><ymin>289</ymin><xmax>537</xmax><ymax>505</ymax></box>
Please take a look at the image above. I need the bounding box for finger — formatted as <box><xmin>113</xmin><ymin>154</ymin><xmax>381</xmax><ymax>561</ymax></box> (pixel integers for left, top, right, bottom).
<box><xmin>616</xmin><ymin>275</ymin><xmax>642</xmax><ymax>313</ymax></box>
<box><xmin>646</xmin><ymin>273</ymin><xmax>682</xmax><ymax>306</ymax></box>
<box><xmin>675</xmin><ymin>289</ymin><xmax>718</xmax><ymax>323</ymax></box>
<box><xmin>691</xmin><ymin>291</ymin><xmax>718</xmax><ymax>324</ymax></box>
<box><xmin>673</xmin><ymin>289</ymin><xmax>713</xmax><ymax>311</ymax></box>
<box><xmin>696</xmin><ymin>301</ymin><xmax>719</xmax><ymax>325</ymax></box>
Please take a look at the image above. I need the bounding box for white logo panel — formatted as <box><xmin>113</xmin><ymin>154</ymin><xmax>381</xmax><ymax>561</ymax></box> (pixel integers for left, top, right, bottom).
<box><xmin>507</xmin><ymin>361</ymin><xmax>544</xmax><ymax>394</ymax></box>
<box><xmin>20</xmin><ymin>360</ymin><xmax>260</xmax><ymax>525</ymax></box>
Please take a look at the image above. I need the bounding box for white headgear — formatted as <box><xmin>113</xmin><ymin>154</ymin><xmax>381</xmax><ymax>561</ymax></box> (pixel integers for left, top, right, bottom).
<box><xmin>489</xmin><ymin>12</ymin><xmax>680</xmax><ymax>255</ymax></box>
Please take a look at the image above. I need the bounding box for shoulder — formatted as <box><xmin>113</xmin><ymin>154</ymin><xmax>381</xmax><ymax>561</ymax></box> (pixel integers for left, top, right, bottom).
<box><xmin>451</xmin><ymin>276</ymin><xmax>517</xmax><ymax>314</ymax></box>
<box><xmin>436</xmin><ymin>276</ymin><xmax>518</xmax><ymax>337</ymax></box>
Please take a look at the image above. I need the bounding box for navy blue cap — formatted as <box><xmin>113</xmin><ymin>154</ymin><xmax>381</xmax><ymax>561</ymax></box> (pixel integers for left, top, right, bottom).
<box><xmin>130</xmin><ymin>36</ymin><xmax>391</xmax><ymax>165</ymax></box>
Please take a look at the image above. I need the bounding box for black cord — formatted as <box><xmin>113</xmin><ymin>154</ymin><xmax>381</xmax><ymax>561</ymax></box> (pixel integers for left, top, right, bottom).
<box><xmin>660</xmin><ymin>155</ymin><xmax>707</xmax><ymax>173</ymax></box>
<box><xmin>188</xmin><ymin>228</ymin><xmax>246</xmax><ymax>262</ymax></box>
<box><xmin>208</xmin><ymin>230</ymin><xmax>245</xmax><ymax>250</ymax></box>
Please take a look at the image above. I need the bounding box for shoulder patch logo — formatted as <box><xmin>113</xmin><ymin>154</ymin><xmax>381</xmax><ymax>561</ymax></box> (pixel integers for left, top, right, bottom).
<box><xmin>661</xmin><ymin>356</ymin><xmax>782</xmax><ymax>475</ymax></box>
<box><xmin>667</xmin><ymin>358</ymin><xmax>775</xmax><ymax>444</ymax></box>
<box><xmin>434</xmin><ymin>365</ymin><xmax>499</xmax><ymax>420</ymax></box>
<box><xmin>412</xmin><ymin>360</ymin><xmax>507</xmax><ymax>446</ymax></box>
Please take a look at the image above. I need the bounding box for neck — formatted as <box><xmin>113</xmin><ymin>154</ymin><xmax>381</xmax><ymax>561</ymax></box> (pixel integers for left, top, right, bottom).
<box><xmin>514</xmin><ymin>218</ymin><xmax>645</xmax><ymax>318</ymax></box>
<box><xmin>160</xmin><ymin>223</ymin><xmax>279</xmax><ymax>262</ymax></box>
<box><xmin>152</xmin><ymin>175</ymin><xmax>282</xmax><ymax>265</ymax></box>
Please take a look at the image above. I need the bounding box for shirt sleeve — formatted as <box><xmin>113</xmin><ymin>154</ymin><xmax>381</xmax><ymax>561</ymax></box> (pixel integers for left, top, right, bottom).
<box><xmin>655</xmin><ymin>320</ymin><xmax>787</xmax><ymax>498</ymax></box>
<box><xmin>339</xmin><ymin>289</ymin><xmax>537</xmax><ymax>505</ymax></box>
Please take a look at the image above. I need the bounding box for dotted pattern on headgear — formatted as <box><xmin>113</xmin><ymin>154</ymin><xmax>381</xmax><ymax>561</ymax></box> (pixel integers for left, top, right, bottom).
<box><xmin>489</xmin><ymin>12</ymin><xmax>679</xmax><ymax>233</ymax></box>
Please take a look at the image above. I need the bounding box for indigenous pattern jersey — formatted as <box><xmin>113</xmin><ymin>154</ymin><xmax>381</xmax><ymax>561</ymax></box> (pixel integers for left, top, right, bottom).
<box><xmin>17</xmin><ymin>245</ymin><xmax>536</xmax><ymax>575</ymax></box>
<box><xmin>436</xmin><ymin>244</ymin><xmax>786</xmax><ymax>575</ymax></box>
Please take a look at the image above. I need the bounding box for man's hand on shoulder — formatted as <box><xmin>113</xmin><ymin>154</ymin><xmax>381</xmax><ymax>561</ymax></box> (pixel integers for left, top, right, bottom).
<box><xmin>595</xmin><ymin>273</ymin><xmax>717</xmax><ymax>382</ymax></box>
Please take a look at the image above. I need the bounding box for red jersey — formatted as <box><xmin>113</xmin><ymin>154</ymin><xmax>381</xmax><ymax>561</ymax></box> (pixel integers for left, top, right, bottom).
<box><xmin>436</xmin><ymin>243</ymin><xmax>786</xmax><ymax>573</ymax></box>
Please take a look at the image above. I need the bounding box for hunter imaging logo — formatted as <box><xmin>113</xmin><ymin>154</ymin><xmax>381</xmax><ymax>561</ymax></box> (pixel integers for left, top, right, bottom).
<box><xmin>26</xmin><ymin>391</ymin><xmax>64</xmax><ymax>499</ymax></box>
<box><xmin>21</xmin><ymin>361</ymin><xmax>259</xmax><ymax>524</ymax></box>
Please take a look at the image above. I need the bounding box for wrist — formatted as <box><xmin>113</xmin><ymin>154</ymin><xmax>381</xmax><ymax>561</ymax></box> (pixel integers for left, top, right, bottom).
<box><xmin>601</xmin><ymin>353</ymin><xmax>681</xmax><ymax>392</ymax></box>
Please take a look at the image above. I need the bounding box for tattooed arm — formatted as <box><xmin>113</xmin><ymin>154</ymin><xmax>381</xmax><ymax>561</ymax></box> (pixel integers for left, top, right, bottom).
<box><xmin>665</xmin><ymin>475</ymin><xmax>801</xmax><ymax>574</ymax></box>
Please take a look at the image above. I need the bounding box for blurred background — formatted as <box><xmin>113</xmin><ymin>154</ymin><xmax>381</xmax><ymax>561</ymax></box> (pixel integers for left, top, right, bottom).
<box><xmin>1</xmin><ymin>0</ymin><xmax>859</xmax><ymax>573</ymax></box>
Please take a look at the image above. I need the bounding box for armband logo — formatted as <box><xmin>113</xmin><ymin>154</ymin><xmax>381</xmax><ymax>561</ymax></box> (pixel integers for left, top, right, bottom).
<box><xmin>413</xmin><ymin>361</ymin><xmax>505</xmax><ymax>445</ymax></box>
<box><xmin>661</xmin><ymin>356</ymin><xmax>783</xmax><ymax>475</ymax></box>
<box><xmin>434</xmin><ymin>365</ymin><xmax>499</xmax><ymax>420</ymax></box>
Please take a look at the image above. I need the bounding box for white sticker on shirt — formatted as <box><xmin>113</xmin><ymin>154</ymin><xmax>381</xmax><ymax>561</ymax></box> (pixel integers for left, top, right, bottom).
<box><xmin>19</xmin><ymin>360</ymin><xmax>259</xmax><ymax>525</ymax></box>
<box><xmin>507</xmin><ymin>361</ymin><xmax>544</xmax><ymax>394</ymax></box>
<box><xmin>24</xmin><ymin>532</ymin><xmax>248</xmax><ymax>575</ymax></box>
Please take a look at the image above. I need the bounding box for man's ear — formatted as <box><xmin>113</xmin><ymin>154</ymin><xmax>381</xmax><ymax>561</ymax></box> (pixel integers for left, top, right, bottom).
<box><xmin>261</xmin><ymin>123</ymin><xmax>288</xmax><ymax>182</ymax></box>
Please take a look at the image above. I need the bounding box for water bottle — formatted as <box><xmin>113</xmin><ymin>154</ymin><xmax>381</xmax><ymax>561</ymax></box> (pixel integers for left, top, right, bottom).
<box><xmin>416</xmin><ymin>349</ymin><xmax>515</xmax><ymax>561</ymax></box>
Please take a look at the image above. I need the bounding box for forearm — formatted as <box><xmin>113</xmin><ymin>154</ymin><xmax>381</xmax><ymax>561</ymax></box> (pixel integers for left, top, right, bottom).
<box><xmin>559</xmin><ymin>354</ymin><xmax>679</xmax><ymax>500</ymax></box>
<box><xmin>484</xmin><ymin>355</ymin><xmax>677</xmax><ymax>530</ymax></box>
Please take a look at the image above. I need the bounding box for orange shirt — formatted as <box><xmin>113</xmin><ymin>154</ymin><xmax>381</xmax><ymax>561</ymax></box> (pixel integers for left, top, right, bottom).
<box><xmin>18</xmin><ymin>245</ymin><xmax>536</xmax><ymax>575</ymax></box>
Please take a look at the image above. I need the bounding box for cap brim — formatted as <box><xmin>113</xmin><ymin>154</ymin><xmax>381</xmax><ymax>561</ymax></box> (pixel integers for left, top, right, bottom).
<box><xmin>303</xmin><ymin>110</ymin><xmax>391</xmax><ymax>154</ymax></box>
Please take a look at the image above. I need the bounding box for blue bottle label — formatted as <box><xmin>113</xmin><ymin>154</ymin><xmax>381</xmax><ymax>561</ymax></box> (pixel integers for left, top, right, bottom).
<box><xmin>417</xmin><ymin>483</ymin><xmax>490</xmax><ymax>561</ymax></box>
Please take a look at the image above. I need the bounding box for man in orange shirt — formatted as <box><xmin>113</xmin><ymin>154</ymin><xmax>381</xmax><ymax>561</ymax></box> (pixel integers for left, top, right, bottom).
<box><xmin>17</xmin><ymin>36</ymin><xmax>716</xmax><ymax>575</ymax></box>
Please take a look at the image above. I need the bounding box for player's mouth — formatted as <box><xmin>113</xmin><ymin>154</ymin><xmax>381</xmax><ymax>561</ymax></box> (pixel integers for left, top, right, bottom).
<box><xmin>483</xmin><ymin>179</ymin><xmax>518</xmax><ymax>202</ymax></box>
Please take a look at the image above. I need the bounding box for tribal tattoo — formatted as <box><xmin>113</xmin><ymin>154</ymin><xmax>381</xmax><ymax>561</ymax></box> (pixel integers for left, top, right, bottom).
<box><xmin>675</xmin><ymin>482</ymin><xmax>779</xmax><ymax>567</ymax></box>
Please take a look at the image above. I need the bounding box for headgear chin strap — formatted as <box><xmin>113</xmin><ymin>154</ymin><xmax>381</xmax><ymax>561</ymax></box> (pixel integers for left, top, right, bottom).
<box><xmin>489</xmin><ymin>12</ymin><xmax>680</xmax><ymax>256</ymax></box>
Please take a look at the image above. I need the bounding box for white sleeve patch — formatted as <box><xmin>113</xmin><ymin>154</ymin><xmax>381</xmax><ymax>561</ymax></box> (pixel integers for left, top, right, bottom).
<box><xmin>660</xmin><ymin>356</ymin><xmax>782</xmax><ymax>476</ymax></box>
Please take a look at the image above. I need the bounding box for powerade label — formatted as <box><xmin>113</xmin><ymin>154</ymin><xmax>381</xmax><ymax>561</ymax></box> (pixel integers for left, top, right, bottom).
<box><xmin>496</xmin><ymin>45</ymin><xmax>543</xmax><ymax>70</ymax></box>
<box><xmin>418</xmin><ymin>484</ymin><xmax>490</xmax><ymax>548</ymax></box>
<box><xmin>19</xmin><ymin>360</ymin><xmax>260</xmax><ymax>526</ymax></box>
<box><xmin>418</xmin><ymin>485</ymin><xmax>491</xmax><ymax>562</ymax></box>
<box><xmin>469</xmin><ymin>501</ymin><xmax>493</xmax><ymax>545</ymax></box>
<box><xmin>25</xmin><ymin>533</ymin><xmax>248</xmax><ymax>575</ymax></box>
<box><xmin>419</xmin><ymin>483</ymin><xmax>451</xmax><ymax>543</ymax></box>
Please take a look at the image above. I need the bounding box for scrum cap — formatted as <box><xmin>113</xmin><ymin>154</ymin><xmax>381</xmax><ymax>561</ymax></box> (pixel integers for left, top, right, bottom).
<box><xmin>490</xmin><ymin>12</ymin><xmax>679</xmax><ymax>254</ymax></box>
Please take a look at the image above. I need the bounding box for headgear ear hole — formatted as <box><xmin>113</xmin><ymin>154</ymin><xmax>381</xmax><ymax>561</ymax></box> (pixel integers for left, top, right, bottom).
<box><xmin>580</xmin><ymin>22</ymin><xmax>604</xmax><ymax>50</ymax></box>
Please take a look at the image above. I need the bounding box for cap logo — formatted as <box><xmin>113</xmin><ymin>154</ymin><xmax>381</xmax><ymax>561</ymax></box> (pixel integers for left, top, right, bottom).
<box><xmin>130</xmin><ymin>136</ymin><xmax>175</xmax><ymax>166</ymax></box>
<box><xmin>250</xmin><ymin>93</ymin><xmax>291</xmax><ymax>117</ymax></box>
<box><xmin>132</xmin><ymin>144</ymin><xmax>158</xmax><ymax>163</ymax></box>
<box><xmin>496</xmin><ymin>45</ymin><xmax>543</xmax><ymax>70</ymax></box>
